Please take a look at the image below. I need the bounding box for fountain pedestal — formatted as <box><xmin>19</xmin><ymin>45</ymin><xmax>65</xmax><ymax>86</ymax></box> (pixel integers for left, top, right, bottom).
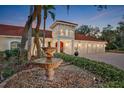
<box><xmin>34</xmin><ymin>58</ymin><xmax>63</xmax><ymax>81</ymax></box>
<box><xmin>33</xmin><ymin>45</ymin><xmax>63</xmax><ymax>81</ymax></box>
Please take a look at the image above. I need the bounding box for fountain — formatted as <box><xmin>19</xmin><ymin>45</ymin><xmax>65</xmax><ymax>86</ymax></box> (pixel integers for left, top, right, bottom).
<box><xmin>33</xmin><ymin>42</ymin><xmax>63</xmax><ymax>81</ymax></box>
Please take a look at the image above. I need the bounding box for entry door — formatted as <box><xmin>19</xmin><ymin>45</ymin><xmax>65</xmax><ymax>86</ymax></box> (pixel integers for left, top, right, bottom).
<box><xmin>55</xmin><ymin>41</ymin><xmax>64</xmax><ymax>53</ymax></box>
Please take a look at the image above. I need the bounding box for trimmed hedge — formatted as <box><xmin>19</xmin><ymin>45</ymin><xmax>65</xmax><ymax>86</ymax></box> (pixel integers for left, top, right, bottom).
<box><xmin>55</xmin><ymin>53</ymin><xmax>124</xmax><ymax>87</ymax></box>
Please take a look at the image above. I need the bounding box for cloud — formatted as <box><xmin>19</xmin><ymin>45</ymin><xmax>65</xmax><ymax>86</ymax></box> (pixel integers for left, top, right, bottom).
<box><xmin>89</xmin><ymin>8</ymin><xmax>123</xmax><ymax>21</ymax></box>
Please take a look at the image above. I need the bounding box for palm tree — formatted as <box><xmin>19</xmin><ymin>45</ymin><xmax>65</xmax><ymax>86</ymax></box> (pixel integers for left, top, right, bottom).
<box><xmin>20</xmin><ymin>5</ymin><xmax>42</xmax><ymax>62</ymax></box>
<box><xmin>33</xmin><ymin>6</ymin><xmax>42</xmax><ymax>58</ymax></box>
<box><xmin>42</xmin><ymin>5</ymin><xmax>55</xmax><ymax>47</ymax></box>
<box><xmin>27</xmin><ymin>5</ymin><xmax>33</xmax><ymax>62</ymax></box>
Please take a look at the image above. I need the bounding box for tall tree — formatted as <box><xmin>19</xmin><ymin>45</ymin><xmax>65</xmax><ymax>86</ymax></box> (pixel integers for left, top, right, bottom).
<box><xmin>27</xmin><ymin>6</ymin><xmax>33</xmax><ymax>62</ymax></box>
<box><xmin>42</xmin><ymin>5</ymin><xmax>55</xmax><ymax>47</ymax></box>
<box><xmin>20</xmin><ymin>5</ymin><xmax>42</xmax><ymax>62</ymax></box>
<box><xmin>76</xmin><ymin>25</ymin><xmax>91</xmax><ymax>35</ymax></box>
<box><xmin>101</xmin><ymin>25</ymin><xmax>118</xmax><ymax>50</ymax></box>
<box><xmin>76</xmin><ymin>25</ymin><xmax>100</xmax><ymax>38</ymax></box>
<box><xmin>117</xmin><ymin>20</ymin><xmax>124</xmax><ymax>47</ymax></box>
<box><xmin>33</xmin><ymin>6</ymin><xmax>42</xmax><ymax>58</ymax></box>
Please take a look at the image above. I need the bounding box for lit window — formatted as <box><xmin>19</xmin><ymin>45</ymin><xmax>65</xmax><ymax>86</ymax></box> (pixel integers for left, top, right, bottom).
<box><xmin>11</xmin><ymin>41</ymin><xmax>20</xmax><ymax>49</ymax></box>
<box><xmin>60</xmin><ymin>29</ymin><xmax>64</xmax><ymax>36</ymax></box>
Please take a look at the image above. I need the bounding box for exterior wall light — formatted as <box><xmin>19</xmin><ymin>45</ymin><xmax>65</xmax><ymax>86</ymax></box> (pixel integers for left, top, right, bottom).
<box><xmin>97</xmin><ymin>44</ymin><xmax>100</xmax><ymax>47</ymax></box>
<box><xmin>88</xmin><ymin>44</ymin><xmax>91</xmax><ymax>47</ymax></box>
<box><xmin>78</xmin><ymin>43</ymin><xmax>81</xmax><ymax>47</ymax></box>
<box><xmin>65</xmin><ymin>42</ymin><xmax>69</xmax><ymax>46</ymax></box>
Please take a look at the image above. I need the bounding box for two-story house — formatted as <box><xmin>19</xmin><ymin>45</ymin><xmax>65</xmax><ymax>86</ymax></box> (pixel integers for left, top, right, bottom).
<box><xmin>0</xmin><ymin>20</ymin><xmax>107</xmax><ymax>56</ymax></box>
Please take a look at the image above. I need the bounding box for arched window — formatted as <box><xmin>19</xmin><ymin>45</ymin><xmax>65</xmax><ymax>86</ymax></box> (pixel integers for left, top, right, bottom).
<box><xmin>10</xmin><ymin>41</ymin><xmax>20</xmax><ymax>49</ymax></box>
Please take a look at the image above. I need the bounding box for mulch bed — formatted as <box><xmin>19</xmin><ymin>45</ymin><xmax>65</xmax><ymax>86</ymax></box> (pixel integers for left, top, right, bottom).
<box><xmin>2</xmin><ymin>63</ymin><xmax>103</xmax><ymax>88</ymax></box>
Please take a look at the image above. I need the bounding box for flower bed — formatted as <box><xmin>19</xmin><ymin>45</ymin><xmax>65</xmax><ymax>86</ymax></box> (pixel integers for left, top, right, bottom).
<box><xmin>55</xmin><ymin>53</ymin><xmax>124</xmax><ymax>88</ymax></box>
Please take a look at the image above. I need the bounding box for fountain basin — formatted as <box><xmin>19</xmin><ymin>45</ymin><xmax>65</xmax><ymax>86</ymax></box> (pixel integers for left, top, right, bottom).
<box><xmin>42</xmin><ymin>47</ymin><xmax>56</xmax><ymax>60</ymax></box>
<box><xmin>33</xmin><ymin>58</ymin><xmax>63</xmax><ymax>81</ymax></box>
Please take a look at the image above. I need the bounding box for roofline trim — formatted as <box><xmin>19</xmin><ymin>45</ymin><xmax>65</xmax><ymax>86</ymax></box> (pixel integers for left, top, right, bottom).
<box><xmin>50</xmin><ymin>20</ymin><xmax>78</xmax><ymax>29</ymax></box>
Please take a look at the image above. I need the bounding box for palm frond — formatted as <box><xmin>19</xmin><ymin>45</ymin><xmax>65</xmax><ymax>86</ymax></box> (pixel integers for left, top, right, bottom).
<box><xmin>48</xmin><ymin>11</ymin><xmax>55</xmax><ymax>21</ymax></box>
<box><xmin>67</xmin><ymin>5</ymin><xmax>70</xmax><ymax>15</ymax></box>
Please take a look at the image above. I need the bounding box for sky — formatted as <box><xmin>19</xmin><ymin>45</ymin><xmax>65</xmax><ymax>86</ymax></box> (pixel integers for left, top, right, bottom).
<box><xmin>0</xmin><ymin>5</ymin><xmax>124</xmax><ymax>31</ymax></box>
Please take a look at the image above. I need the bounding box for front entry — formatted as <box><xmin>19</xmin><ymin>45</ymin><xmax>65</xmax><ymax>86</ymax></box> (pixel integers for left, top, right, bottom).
<box><xmin>55</xmin><ymin>41</ymin><xmax>64</xmax><ymax>53</ymax></box>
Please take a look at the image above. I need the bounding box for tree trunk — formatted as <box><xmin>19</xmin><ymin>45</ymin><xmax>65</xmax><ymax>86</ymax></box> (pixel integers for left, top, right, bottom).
<box><xmin>27</xmin><ymin>6</ymin><xmax>33</xmax><ymax>62</ymax></box>
<box><xmin>43</xmin><ymin>17</ymin><xmax>46</xmax><ymax>47</ymax></box>
<box><xmin>19</xmin><ymin>6</ymin><xmax>40</xmax><ymax>62</ymax></box>
<box><xmin>34</xmin><ymin>6</ymin><xmax>42</xmax><ymax>58</ymax></box>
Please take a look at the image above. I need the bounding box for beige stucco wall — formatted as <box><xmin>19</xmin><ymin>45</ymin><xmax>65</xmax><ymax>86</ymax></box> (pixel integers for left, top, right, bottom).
<box><xmin>0</xmin><ymin>35</ymin><xmax>21</xmax><ymax>51</ymax></box>
<box><xmin>52</xmin><ymin>23</ymin><xmax>75</xmax><ymax>39</ymax></box>
<box><xmin>74</xmin><ymin>40</ymin><xmax>106</xmax><ymax>56</ymax></box>
<box><xmin>50</xmin><ymin>22</ymin><xmax>106</xmax><ymax>55</ymax></box>
<box><xmin>0</xmin><ymin>35</ymin><xmax>106</xmax><ymax>56</ymax></box>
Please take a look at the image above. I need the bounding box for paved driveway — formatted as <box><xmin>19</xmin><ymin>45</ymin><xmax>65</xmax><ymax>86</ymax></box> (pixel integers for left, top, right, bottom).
<box><xmin>81</xmin><ymin>53</ymin><xmax>124</xmax><ymax>70</ymax></box>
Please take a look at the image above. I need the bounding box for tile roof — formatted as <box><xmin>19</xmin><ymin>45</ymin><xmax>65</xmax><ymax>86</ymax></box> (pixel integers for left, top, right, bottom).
<box><xmin>0</xmin><ymin>24</ymin><xmax>104</xmax><ymax>42</ymax></box>
<box><xmin>75</xmin><ymin>33</ymin><xmax>104</xmax><ymax>42</ymax></box>
<box><xmin>0</xmin><ymin>24</ymin><xmax>52</xmax><ymax>38</ymax></box>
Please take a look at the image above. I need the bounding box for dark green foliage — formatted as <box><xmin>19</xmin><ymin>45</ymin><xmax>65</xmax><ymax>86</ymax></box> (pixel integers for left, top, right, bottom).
<box><xmin>4</xmin><ymin>48</ymin><xmax>19</xmax><ymax>58</ymax></box>
<box><xmin>101</xmin><ymin>81</ymin><xmax>124</xmax><ymax>88</ymax></box>
<box><xmin>55</xmin><ymin>53</ymin><xmax>124</xmax><ymax>87</ymax></box>
<box><xmin>118</xmin><ymin>47</ymin><xmax>124</xmax><ymax>51</ymax></box>
<box><xmin>2</xmin><ymin>67</ymin><xmax>15</xmax><ymax>78</ymax></box>
<box><xmin>0</xmin><ymin>51</ymin><xmax>4</xmax><ymax>57</ymax></box>
<box><xmin>4</xmin><ymin>49</ymin><xmax>27</xmax><ymax>60</ymax></box>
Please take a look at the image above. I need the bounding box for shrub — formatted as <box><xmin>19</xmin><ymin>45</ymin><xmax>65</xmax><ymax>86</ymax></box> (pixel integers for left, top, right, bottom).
<box><xmin>101</xmin><ymin>81</ymin><xmax>124</xmax><ymax>88</ymax></box>
<box><xmin>118</xmin><ymin>47</ymin><xmax>124</xmax><ymax>51</ymax></box>
<box><xmin>2</xmin><ymin>67</ymin><xmax>15</xmax><ymax>79</ymax></box>
<box><xmin>55</xmin><ymin>53</ymin><xmax>124</xmax><ymax>87</ymax></box>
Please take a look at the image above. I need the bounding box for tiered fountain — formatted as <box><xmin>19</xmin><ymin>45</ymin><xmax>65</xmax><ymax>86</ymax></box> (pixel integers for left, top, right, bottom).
<box><xmin>33</xmin><ymin>42</ymin><xmax>63</xmax><ymax>81</ymax></box>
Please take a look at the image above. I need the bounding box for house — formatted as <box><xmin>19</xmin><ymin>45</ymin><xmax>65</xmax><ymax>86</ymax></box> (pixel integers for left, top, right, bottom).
<box><xmin>0</xmin><ymin>20</ymin><xmax>107</xmax><ymax>56</ymax></box>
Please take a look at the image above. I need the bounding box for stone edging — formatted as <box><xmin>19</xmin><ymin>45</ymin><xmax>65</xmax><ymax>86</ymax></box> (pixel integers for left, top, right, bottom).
<box><xmin>0</xmin><ymin>67</ymin><xmax>40</xmax><ymax>88</ymax></box>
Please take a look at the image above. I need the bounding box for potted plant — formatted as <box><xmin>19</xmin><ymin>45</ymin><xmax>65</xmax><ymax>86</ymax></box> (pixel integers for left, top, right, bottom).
<box><xmin>74</xmin><ymin>47</ymin><xmax>79</xmax><ymax>56</ymax></box>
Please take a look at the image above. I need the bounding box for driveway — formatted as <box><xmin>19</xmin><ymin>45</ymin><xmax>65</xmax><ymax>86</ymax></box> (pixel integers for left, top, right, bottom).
<box><xmin>81</xmin><ymin>53</ymin><xmax>124</xmax><ymax>70</ymax></box>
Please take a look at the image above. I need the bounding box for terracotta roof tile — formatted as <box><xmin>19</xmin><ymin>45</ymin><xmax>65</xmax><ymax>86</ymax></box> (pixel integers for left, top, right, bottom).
<box><xmin>0</xmin><ymin>24</ymin><xmax>104</xmax><ymax>42</ymax></box>
<box><xmin>75</xmin><ymin>33</ymin><xmax>104</xmax><ymax>42</ymax></box>
<box><xmin>0</xmin><ymin>24</ymin><xmax>52</xmax><ymax>38</ymax></box>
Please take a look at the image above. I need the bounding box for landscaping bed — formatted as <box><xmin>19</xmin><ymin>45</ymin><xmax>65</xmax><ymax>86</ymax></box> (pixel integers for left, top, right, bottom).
<box><xmin>0</xmin><ymin>56</ymin><xmax>37</xmax><ymax>83</ymax></box>
<box><xmin>0</xmin><ymin>63</ymin><xmax>103</xmax><ymax>88</ymax></box>
<box><xmin>55</xmin><ymin>53</ymin><xmax>124</xmax><ymax>88</ymax></box>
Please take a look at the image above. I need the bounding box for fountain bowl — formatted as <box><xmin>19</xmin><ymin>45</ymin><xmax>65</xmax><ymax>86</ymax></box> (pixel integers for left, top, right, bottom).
<box><xmin>33</xmin><ymin>58</ymin><xmax>63</xmax><ymax>81</ymax></box>
<box><xmin>42</xmin><ymin>47</ymin><xmax>56</xmax><ymax>61</ymax></box>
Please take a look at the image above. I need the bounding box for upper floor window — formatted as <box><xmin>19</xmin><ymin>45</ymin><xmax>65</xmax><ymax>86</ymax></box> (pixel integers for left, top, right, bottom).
<box><xmin>65</xmin><ymin>29</ymin><xmax>69</xmax><ymax>36</ymax></box>
<box><xmin>10</xmin><ymin>41</ymin><xmax>20</xmax><ymax>49</ymax></box>
<box><xmin>60</xmin><ymin>29</ymin><xmax>64</xmax><ymax>36</ymax></box>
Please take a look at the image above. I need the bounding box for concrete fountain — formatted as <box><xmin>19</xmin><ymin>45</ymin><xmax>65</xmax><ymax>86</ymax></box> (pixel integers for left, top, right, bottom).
<box><xmin>33</xmin><ymin>42</ymin><xmax>63</xmax><ymax>81</ymax></box>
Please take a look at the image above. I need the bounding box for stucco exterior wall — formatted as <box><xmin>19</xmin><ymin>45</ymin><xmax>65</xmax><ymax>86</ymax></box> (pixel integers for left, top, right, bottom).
<box><xmin>0</xmin><ymin>36</ymin><xmax>21</xmax><ymax>51</ymax></box>
<box><xmin>74</xmin><ymin>40</ymin><xmax>106</xmax><ymax>56</ymax></box>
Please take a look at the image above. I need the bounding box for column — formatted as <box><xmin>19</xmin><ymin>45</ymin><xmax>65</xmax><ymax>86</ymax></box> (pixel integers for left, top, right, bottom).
<box><xmin>57</xmin><ymin>37</ymin><xmax>60</xmax><ymax>53</ymax></box>
<box><xmin>71</xmin><ymin>39</ymin><xmax>74</xmax><ymax>55</ymax></box>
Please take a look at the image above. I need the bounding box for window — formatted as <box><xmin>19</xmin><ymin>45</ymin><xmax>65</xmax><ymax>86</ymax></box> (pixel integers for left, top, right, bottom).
<box><xmin>10</xmin><ymin>41</ymin><xmax>20</xmax><ymax>49</ymax></box>
<box><xmin>60</xmin><ymin>29</ymin><xmax>64</xmax><ymax>36</ymax></box>
<box><xmin>65</xmin><ymin>29</ymin><xmax>68</xmax><ymax>36</ymax></box>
